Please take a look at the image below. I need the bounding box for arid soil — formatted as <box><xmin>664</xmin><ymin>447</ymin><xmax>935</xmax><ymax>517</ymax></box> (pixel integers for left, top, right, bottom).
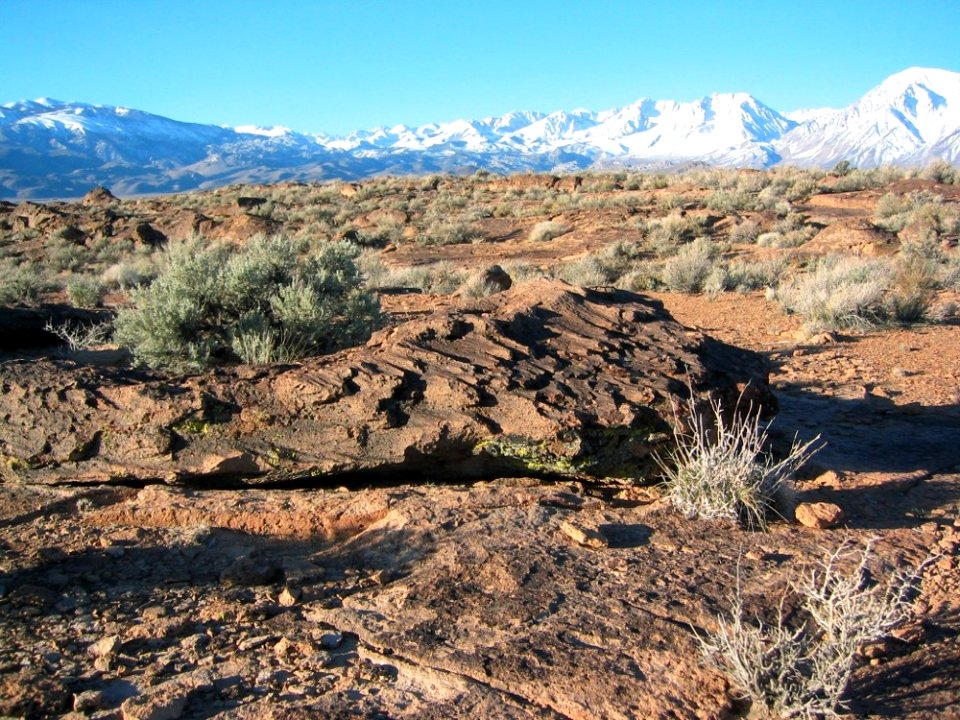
<box><xmin>1</xmin><ymin>172</ymin><xmax>959</xmax><ymax>718</ymax></box>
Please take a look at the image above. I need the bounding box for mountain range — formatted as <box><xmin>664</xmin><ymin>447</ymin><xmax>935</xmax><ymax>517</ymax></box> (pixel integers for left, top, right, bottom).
<box><xmin>2</xmin><ymin>67</ymin><xmax>959</xmax><ymax>199</ymax></box>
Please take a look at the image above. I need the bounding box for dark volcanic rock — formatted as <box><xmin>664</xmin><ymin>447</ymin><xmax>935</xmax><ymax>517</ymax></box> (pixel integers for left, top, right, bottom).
<box><xmin>133</xmin><ymin>221</ymin><xmax>168</xmax><ymax>247</ymax></box>
<box><xmin>0</xmin><ymin>280</ymin><xmax>773</xmax><ymax>486</ymax></box>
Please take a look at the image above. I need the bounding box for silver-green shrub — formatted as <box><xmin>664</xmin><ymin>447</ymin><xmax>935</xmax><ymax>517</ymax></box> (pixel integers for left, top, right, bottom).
<box><xmin>114</xmin><ymin>236</ymin><xmax>381</xmax><ymax>373</ymax></box>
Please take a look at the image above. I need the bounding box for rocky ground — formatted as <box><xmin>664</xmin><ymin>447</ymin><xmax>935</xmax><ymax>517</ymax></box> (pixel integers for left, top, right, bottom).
<box><xmin>1</xmin><ymin>172</ymin><xmax>959</xmax><ymax>718</ymax></box>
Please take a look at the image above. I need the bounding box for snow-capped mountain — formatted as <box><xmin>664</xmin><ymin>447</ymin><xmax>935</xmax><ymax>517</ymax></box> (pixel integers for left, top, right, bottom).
<box><xmin>2</xmin><ymin>67</ymin><xmax>959</xmax><ymax>199</ymax></box>
<box><xmin>776</xmin><ymin>67</ymin><xmax>960</xmax><ymax>167</ymax></box>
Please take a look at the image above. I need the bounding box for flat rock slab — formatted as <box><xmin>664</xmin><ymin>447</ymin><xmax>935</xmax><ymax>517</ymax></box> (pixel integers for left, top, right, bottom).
<box><xmin>0</xmin><ymin>280</ymin><xmax>772</xmax><ymax>486</ymax></box>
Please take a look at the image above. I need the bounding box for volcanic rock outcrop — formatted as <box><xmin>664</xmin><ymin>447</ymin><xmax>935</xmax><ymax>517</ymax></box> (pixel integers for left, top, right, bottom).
<box><xmin>0</xmin><ymin>280</ymin><xmax>773</xmax><ymax>486</ymax></box>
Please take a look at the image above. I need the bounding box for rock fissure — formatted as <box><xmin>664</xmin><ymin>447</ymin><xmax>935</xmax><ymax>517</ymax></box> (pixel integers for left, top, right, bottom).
<box><xmin>356</xmin><ymin>641</ymin><xmax>578</xmax><ymax>720</ymax></box>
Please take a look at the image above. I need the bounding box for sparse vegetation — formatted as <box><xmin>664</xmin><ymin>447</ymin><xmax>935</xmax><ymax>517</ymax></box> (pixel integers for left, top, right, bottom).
<box><xmin>528</xmin><ymin>220</ymin><xmax>571</xmax><ymax>242</ymax></box>
<box><xmin>44</xmin><ymin>319</ymin><xmax>114</xmax><ymax>351</ymax></box>
<box><xmin>65</xmin><ymin>275</ymin><xmax>105</xmax><ymax>308</ymax></box>
<box><xmin>658</xmin><ymin>389</ymin><xmax>820</xmax><ymax>530</ymax></box>
<box><xmin>775</xmin><ymin>256</ymin><xmax>893</xmax><ymax>332</ymax></box>
<box><xmin>0</xmin><ymin>263</ymin><xmax>45</xmax><ymax>306</ymax></box>
<box><xmin>702</xmin><ymin>542</ymin><xmax>928</xmax><ymax>718</ymax></box>
<box><xmin>661</xmin><ymin>237</ymin><xmax>717</xmax><ymax>293</ymax></box>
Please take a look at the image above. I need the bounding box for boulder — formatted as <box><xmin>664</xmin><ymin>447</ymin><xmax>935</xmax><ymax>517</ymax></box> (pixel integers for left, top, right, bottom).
<box><xmin>803</xmin><ymin>219</ymin><xmax>899</xmax><ymax>257</ymax></box>
<box><xmin>81</xmin><ymin>186</ymin><xmax>118</xmax><ymax>206</ymax></box>
<box><xmin>207</xmin><ymin>213</ymin><xmax>278</xmax><ymax>242</ymax></box>
<box><xmin>471</xmin><ymin>264</ymin><xmax>512</xmax><ymax>294</ymax></box>
<box><xmin>11</xmin><ymin>201</ymin><xmax>63</xmax><ymax>231</ymax></box>
<box><xmin>0</xmin><ymin>280</ymin><xmax>773</xmax><ymax>486</ymax></box>
<box><xmin>133</xmin><ymin>221</ymin><xmax>168</xmax><ymax>248</ymax></box>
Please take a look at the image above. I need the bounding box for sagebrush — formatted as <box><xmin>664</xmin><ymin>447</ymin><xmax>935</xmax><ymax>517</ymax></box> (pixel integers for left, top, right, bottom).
<box><xmin>114</xmin><ymin>236</ymin><xmax>381</xmax><ymax>372</ymax></box>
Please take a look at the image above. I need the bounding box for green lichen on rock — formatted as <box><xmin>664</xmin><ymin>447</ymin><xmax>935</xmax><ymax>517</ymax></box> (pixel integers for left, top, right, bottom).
<box><xmin>171</xmin><ymin>416</ymin><xmax>211</xmax><ymax>436</ymax></box>
<box><xmin>475</xmin><ymin>423</ymin><xmax>672</xmax><ymax>481</ymax></box>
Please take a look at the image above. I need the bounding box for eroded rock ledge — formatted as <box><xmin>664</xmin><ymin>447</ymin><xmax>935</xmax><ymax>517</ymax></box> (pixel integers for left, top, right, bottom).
<box><xmin>0</xmin><ymin>280</ymin><xmax>773</xmax><ymax>486</ymax></box>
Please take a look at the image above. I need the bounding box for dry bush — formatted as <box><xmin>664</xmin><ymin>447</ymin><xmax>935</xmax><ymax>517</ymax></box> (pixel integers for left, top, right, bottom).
<box><xmin>775</xmin><ymin>256</ymin><xmax>893</xmax><ymax>332</ymax></box>
<box><xmin>661</xmin><ymin>237</ymin><xmax>718</xmax><ymax>293</ymax></box>
<box><xmin>416</xmin><ymin>219</ymin><xmax>484</xmax><ymax>246</ymax></box>
<box><xmin>702</xmin><ymin>542</ymin><xmax>929</xmax><ymax>718</ymax></box>
<box><xmin>704</xmin><ymin>258</ymin><xmax>787</xmax><ymax>295</ymax></box>
<box><xmin>44</xmin><ymin>320</ymin><xmax>113</xmax><ymax>351</ymax></box>
<box><xmin>528</xmin><ymin>220</ymin><xmax>571</xmax><ymax>243</ymax></box>
<box><xmin>658</xmin><ymin>390</ymin><xmax>819</xmax><ymax>530</ymax></box>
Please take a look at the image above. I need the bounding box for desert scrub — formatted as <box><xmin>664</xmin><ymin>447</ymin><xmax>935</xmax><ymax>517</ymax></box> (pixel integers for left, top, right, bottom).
<box><xmin>114</xmin><ymin>236</ymin><xmax>381</xmax><ymax>373</ymax></box>
<box><xmin>416</xmin><ymin>219</ymin><xmax>483</xmax><ymax>246</ymax></box>
<box><xmin>658</xmin><ymin>390</ymin><xmax>819</xmax><ymax>529</ymax></box>
<box><xmin>643</xmin><ymin>213</ymin><xmax>707</xmax><ymax>256</ymax></box>
<box><xmin>727</xmin><ymin>219</ymin><xmax>761</xmax><ymax>244</ymax></box>
<box><xmin>528</xmin><ymin>220</ymin><xmax>571</xmax><ymax>242</ymax></box>
<box><xmin>704</xmin><ymin>258</ymin><xmax>787</xmax><ymax>295</ymax></box>
<box><xmin>554</xmin><ymin>239</ymin><xmax>646</xmax><ymax>288</ymax></box>
<box><xmin>101</xmin><ymin>257</ymin><xmax>160</xmax><ymax>290</ymax></box>
<box><xmin>873</xmin><ymin>190</ymin><xmax>946</xmax><ymax>233</ymax></box>
<box><xmin>660</xmin><ymin>237</ymin><xmax>718</xmax><ymax>293</ymax></box>
<box><xmin>66</xmin><ymin>275</ymin><xmax>105</xmax><ymax>308</ymax></box>
<box><xmin>0</xmin><ymin>263</ymin><xmax>45</xmax><ymax>306</ymax></box>
<box><xmin>705</xmin><ymin>188</ymin><xmax>758</xmax><ymax>214</ymax></box>
<box><xmin>774</xmin><ymin>256</ymin><xmax>893</xmax><ymax>332</ymax></box>
<box><xmin>366</xmin><ymin>260</ymin><xmax>467</xmax><ymax>294</ymax></box>
<box><xmin>702</xmin><ymin>542</ymin><xmax>928</xmax><ymax>718</ymax></box>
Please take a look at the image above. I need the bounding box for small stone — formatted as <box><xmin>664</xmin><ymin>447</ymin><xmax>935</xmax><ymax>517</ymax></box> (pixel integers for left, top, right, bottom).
<box><xmin>890</xmin><ymin>623</ymin><xmax>925</xmax><ymax>645</ymax></box>
<box><xmin>891</xmin><ymin>367</ymin><xmax>913</xmax><ymax>378</ymax></box>
<box><xmin>73</xmin><ymin>689</ymin><xmax>106</xmax><ymax>712</ymax></box>
<box><xmin>795</xmin><ymin>502</ymin><xmax>845</xmax><ymax>529</ymax></box>
<box><xmin>45</xmin><ymin>570</ymin><xmax>69</xmax><ymax>588</ymax></box>
<box><xmin>121</xmin><ymin>670</ymin><xmax>212</xmax><ymax>720</ymax></box>
<box><xmin>278</xmin><ymin>586</ymin><xmax>301</xmax><ymax>607</ymax></box>
<box><xmin>238</xmin><ymin>635</ymin><xmax>274</xmax><ymax>652</ymax></box>
<box><xmin>319</xmin><ymin>632</ymin><xmax>343</xmax><ymax>650</ymax></box>
<box><xmin>141</xmin><ymin>605</ymin><xmax>168</xmax><ymax>620</ymax></box>
<box><xmin>559</xmin><ymin>519</ymin><xmax>609</xmax><ymax>548</ymax></box>
<box><xmin>89</xmin><ymin>635</ymin><xmax>121</xmax><ymax>658</ymax></box>
<box><xmin>861</xmin><ymin>639</ymin><xmax>895</xmax><ymax>659</ymax></box>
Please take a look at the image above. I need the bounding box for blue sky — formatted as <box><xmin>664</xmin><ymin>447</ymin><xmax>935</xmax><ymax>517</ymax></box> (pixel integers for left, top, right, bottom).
<box><xmin>2</xmin><ymin>0</ymin><xmax>958</xmax><ymax>136</ymax></box>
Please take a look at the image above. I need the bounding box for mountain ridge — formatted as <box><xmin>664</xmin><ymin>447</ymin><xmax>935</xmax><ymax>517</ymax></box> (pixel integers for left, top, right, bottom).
<box><xmin>2</xmin><ymin>67</ymin><xmax>959</xmax><ymax>199</ymax></box>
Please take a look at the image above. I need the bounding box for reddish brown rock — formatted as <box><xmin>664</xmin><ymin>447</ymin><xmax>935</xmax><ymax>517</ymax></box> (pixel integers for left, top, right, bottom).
<box><xmin>803</xmin><ymin>219</ymin><xmax>899</xmax><ymax>257</ymax></box>
<box><xmin>795</xmin><ymin>501</ymin><xmax>845</xmax><ymax>529</ymax></box>
<box><xmin>81</xmin><ymin>186</ymin><xmax>118</xmax><ymax>206</ymax></box>
<box><xmin>0</xmin><ymin>280</ymin><xmax>773</xmax><ymax>487</ymax></box>
<box><xmin>559</xmin><ymin>518</ymin><xmax>609</xmax><ymax>548</ymax></box>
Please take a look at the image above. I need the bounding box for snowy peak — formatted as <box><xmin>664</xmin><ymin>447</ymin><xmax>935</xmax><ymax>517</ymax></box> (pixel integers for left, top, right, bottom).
<box><xmin>776</xmin><ymin>66</ymin><xmax>960</xmax><ymax>167</ymax></box>
<box><xmin>3</xmin><ymin>67</ymin><xmax>960</xmax><ymax>199</ymax></box>
<box><xmin>858</xmin><ymin>67</ymin><xmax>960</xmax><ymax>140</ymax></box>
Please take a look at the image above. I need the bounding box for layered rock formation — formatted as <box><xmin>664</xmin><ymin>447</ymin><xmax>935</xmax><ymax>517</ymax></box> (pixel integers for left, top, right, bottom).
<box><xmin>0</xmin><ymin>280</ymin><xmax>773</xmax><ymax>487</ymax></box>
